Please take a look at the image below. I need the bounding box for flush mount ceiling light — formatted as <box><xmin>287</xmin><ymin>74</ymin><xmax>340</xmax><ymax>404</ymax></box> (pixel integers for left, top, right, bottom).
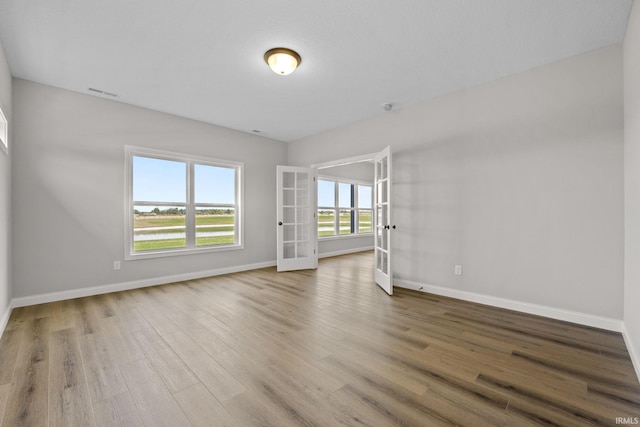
<box><xmin>264</xmin><ymin>47</ymin><xmax>301</xmax><ymax>75</ymax></box>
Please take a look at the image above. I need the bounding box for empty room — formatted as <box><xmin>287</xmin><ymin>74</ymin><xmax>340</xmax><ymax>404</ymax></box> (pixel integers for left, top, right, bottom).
<box><xmin>1</xmin><ymin>0</ymin><xmax>640</xmax><ymax>425</ymax></box>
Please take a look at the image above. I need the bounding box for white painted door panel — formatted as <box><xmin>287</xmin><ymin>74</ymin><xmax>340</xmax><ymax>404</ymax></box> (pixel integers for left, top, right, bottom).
<box><xmin>276</xmin><ymin>166</ymin><xmax>318</xmax><ymax>272</ymax></box>
<box><xmin>374</xmin><ymin>146</ymin><xmax>393</xmax><ymax>294</ymax></box>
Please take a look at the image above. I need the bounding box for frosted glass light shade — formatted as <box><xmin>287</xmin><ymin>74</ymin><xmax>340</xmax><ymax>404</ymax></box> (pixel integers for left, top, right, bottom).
<box><xmin>264</xmin><ymin>48</ymin><xmax>301</xmax><ymax>75</ymax></box>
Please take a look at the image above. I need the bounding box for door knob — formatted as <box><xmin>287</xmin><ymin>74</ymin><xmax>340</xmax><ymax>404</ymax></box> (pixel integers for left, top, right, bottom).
<box><xmin>278</xmin><ymin>221</ymin><xmax>283</xmax><ymax>226</ymax></box>
<box><xmin>392</xmin><ymin>225</ymin><xmax>396</xmax><ymax>229</ymax></box>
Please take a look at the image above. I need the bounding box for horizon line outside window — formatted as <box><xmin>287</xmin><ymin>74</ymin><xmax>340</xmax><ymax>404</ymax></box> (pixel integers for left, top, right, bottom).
<box><xmin>318</xmin><ymin>178</ymin><xmax>372</xmax><ymax>238</ymax></box>
<box><xmin>125</xmin><ymin>146</ymin><xmax>243</xmax><ymax>260</ymax></box>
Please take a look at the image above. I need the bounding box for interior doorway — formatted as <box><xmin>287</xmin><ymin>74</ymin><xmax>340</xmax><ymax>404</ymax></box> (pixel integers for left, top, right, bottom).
<box><xmin>312</xmin><ymin>147</ymin><xmax>393</xmax><ymax>295</ymax></box>
<box><xmin>313</xmin><ymin>152</ymin><xmax>375</xmax><ymax>258</ymax></box>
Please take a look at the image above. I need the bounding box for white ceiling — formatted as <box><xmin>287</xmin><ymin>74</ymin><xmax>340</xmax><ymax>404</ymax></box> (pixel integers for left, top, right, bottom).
<box><xmin>0</xmin><ymin>0</ymin><xmax>634</xmax><ymax>142</ymax></box>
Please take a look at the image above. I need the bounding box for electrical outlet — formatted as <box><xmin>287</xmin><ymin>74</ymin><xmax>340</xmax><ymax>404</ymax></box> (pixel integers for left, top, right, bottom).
<box><xmin>113</xmin><ymin>261</ymin><xmax>121</xmax><ymax>270</ymax></box>
<box><xmin>454</xmin><ymin>265</ymin><xmax>462</xmax><ymax>276</ymax></box>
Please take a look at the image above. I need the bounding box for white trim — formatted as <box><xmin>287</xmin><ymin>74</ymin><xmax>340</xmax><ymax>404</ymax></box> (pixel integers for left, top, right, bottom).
<box><xmin>2</xmin><ymin>262</ymin><xmax>636</xmax><ymax>383</ymax></box>
<box><xmin>0</xmin><ymin>106</ymin><xmax>7</xmax><ymax>155</ymax></box>
<box><xmin>622</xmin><ymin>323</ymin><xmax>640</xmax><ymax>383</ymax></box>
<box><xmin>276</xmin><ymin>165</ymin><xmax>318</xmax><ymax>272</ymax></box>
<box><xmin>319</xmin><ymin>246</ymin><xmax>374</xmax><ymax>259</ymax></box>
<box><xmin>124</xmin><ymin>145</ymin><xmax>244</xmax><ymax>260</ymax></box>
<box><xmin>373</xmin><ymin>146</ymin><xmax>393</xmax><ymax>295</ymax></box>
<box><xmin>317</xmin><ymin>177</ymin><xmax>373</xmax><ymax>238</ymax></box>
<box><xmin>318</xmin><ymin>174</ymin><xmax>372</xmax><ymax>186</ymax></box>
<box><xmin>394</xmin><ymin>279</ymin><xmax>623</xmax><ymax>332</ymax></box>
<box><xmin>312</xmin><ymin>152</ymin><xmax>377</xmax><ymax>170</ymax></box>
<box><xmin>123</xmin><ymin>243</ymin><xmax>245</xmax><ymax>261</ymax></box>
<box><xmin>11</xmin><ymin>261</ymin><xmax>276</xmax><ymax>308</ymax></box>
<box><xmin>0</xmin><ymin>300</ymin><xmax>14</xmax><ymax>336</ymax></box>
<box><xmin>319</xmin><ymin>233</ymin><xmax>374</xmax><ymax>241</ymax></box>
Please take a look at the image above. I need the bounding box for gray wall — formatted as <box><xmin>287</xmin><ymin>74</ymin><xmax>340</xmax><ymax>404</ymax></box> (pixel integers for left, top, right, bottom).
<box><xmin>624</xmin><ymin>0</ymin><xmax>640</xmax><ymax>376</ymax></box>
<box><xmin>0</xmin><ymin>40</ymin><xmax>11</xmax><ymax>323</ymax></box>
<box><xmin>11</xmin><ymin>79</ymin><xmax>287</xmax><ymax>298</ymax></box>
<box><xmin>289</xmin><ymin>45</ymin><xmax>624</xmax><ymax>320</ymax></box>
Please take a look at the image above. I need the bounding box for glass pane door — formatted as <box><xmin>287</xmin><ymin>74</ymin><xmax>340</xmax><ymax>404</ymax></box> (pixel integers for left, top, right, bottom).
<box><xmin>374</xmin><ymin>147</ymin><xmax>392</xmax><ymax>294</ymax></box>
<box><xmin>277</xmin><ymin>166</ymin><xmax>318</xmax><ymax>272</ymax></box>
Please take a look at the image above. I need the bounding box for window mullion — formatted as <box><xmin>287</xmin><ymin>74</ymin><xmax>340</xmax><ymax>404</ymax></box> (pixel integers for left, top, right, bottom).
<box><xmin>334</xmin><ymin>181</ymin><xmax>339</xmax><ymax>235</ymax></box>
<box><xmin>350</xmin><ymin>184</ymin><xmax>355</xmax><ymax>234</ymax></box>
<box><xmin>235</xmin><ymin>167</ymin><xmax>240</xmax><ymax>244</ymax></box>
<box><xmin>186</xmin><ymin>161</ymin><xmax>195</xmax><ymax>248</ymax></box>
<box><xmin>127</xmin><ymin>147</ymin><xmax>242</xmax><ymax>259</ymax></box>
<box><xmin>354</xmin><ymin>184</ymin><xmax>359</xmax><ymax>234</ymax></box>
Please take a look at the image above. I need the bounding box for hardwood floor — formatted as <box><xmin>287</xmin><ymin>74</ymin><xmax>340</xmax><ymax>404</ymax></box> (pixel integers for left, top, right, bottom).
<box><xmin>0</xmin><ymin>251</ymin><xmax>638</xmax><ymax>426</ymax></box>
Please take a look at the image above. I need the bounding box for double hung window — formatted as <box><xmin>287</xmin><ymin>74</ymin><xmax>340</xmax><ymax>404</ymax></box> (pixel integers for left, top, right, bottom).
<box><xmin>317</xmin><ymin>178</ymin><xmax>372</xmax><ymax>237</ymax></box>
<box><xmin>126</xmin><ymin>146</ymin><xmax>242</xmax><ymax>259</ymax></box>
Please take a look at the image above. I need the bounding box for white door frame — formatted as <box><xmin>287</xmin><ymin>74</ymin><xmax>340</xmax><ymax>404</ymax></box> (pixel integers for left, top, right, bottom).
<box><xmin>312</xmin><ymin>147</ymin><xmax>393</xmax><ymax>295</ymax></box>
<box><xmin>311</xmin><ymin>152</ymin><xmax>379</xmax><ymax>170</ymax></box>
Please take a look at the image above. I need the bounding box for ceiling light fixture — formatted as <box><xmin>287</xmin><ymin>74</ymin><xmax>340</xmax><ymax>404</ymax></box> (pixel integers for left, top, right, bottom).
<box><xmin>264</xmin><ymin>47</ymin><xmax>301</xmax><ymax>76</ymax></box>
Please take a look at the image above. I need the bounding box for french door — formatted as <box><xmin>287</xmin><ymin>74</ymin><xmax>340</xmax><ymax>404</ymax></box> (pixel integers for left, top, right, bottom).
<box><xmin>276</xmin><ymin>166</ymin><xmax>318</xmax><ymax>272</ymax></box>
<box><xmin>374</xmin><ymin>146</ymin><xmax>393</xmax><ymax>294</ymax></box>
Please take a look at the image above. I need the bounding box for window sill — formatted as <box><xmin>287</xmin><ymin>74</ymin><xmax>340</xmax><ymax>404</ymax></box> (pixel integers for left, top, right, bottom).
<box><xmin>125</xmin><ymin>243</ymin><xmax>244</xmax><ymax>261</ymax></box>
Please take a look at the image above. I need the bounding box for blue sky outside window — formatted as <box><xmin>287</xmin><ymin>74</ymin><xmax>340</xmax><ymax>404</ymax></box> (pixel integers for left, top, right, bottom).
<box><xmin>133</xmin><ymin>156</ymin><xmax>186</xmax><ymax>203</ymax></box>
<box><xmin>318</xmin><ymin>180</ymin><xmax>335</xmax><ymax>207</ymax></box>
<box><xmin>195</xmin><ymin>164</ymin><xmax>236</xmax><ymax>204</ymax></box>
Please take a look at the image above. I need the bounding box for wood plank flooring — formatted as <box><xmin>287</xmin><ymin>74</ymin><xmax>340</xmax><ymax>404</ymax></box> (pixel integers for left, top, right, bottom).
<box><xmin>0</xmin><ymin>251</ymin><xmax>638</xmax><ymax>426</ymax></box>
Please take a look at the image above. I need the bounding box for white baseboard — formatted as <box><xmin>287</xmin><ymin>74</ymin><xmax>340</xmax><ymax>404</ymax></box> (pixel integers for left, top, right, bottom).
<box><xmin>319</xmin><ymin>246</ymin><xmax>374</xmax><ymax>259</ymax></box>
<box><xmin>394</xmin><ymin>279</ymin><xmax>623</xmax><ymax>332</ymax></box>
<box><xmin>8</xmin><ymin>251</ymin><xmax>374</xmax><ymax>309</ymax></box>
<box><xmin>622</xmin><ymin>323</ymin><xmax>640</xmax><ymax>383</ymax></box>
<box><xmin>3</xmin><ymin>261</ymin><xmax>632</xmax><ymax>377</ymax></box>
<box><xmin>11</xmin><ymin>260</ymin><xmax>276</xmax><ymax>308</ymax></box>
<box><xmin>0</xmin><ymin>300</ymin><xmax>13</xmax><ymax>337</ymax></box>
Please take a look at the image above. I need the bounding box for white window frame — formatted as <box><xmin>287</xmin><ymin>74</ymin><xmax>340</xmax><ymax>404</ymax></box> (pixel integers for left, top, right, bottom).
<box><xmin>317</xmin><ymin>175</ymin><xmax>373</xmax><ymax>239</ymax></box>
<box><xmin>125</xmin><ymin>146</ymin><xmax>244</xmax><ymax>260</ymax></box>
<box><xmin>0</xmin><ymin>106</ymin><xmax>7</xmax><ymax>155</ymax></box>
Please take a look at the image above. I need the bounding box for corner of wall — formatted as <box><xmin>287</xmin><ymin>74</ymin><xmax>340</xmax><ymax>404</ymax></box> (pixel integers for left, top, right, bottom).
<box><xmin>622</xmin><ymin>323</ymin><xmax>640</xmax><ymax>383</ymax></box>
<box><xmin>0</xmin><ymin>300</ymin><xmax>13</xmax><ymax>337</ymax></box>
<box><xmin>624</xmin><ymin>0</ymin><xmax>640</xmax><ymax>383</ymax></box>
<box><xmin>0</xmin><ymin>32</ymin><xmax>13</xmax><ymax>340</ymax></box>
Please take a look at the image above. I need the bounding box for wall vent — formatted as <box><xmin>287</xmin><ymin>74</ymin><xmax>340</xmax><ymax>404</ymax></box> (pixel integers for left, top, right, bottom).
<box><xmin>88</xmin><ymin>87</ymin><xmax>118</xmax><ymax>97</ymax></box>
